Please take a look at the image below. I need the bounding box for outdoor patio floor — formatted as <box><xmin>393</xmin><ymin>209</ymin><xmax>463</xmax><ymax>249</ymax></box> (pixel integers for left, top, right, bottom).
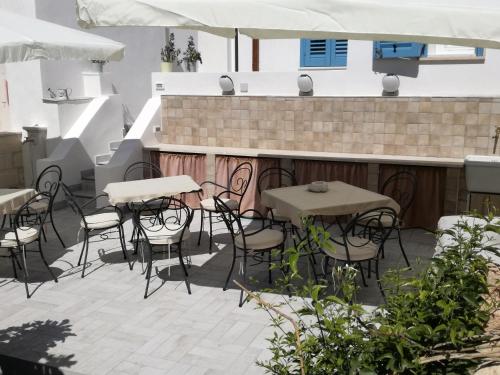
<box><xmin>0</xmin><ymin>206</ymin><xmax>437</xmax><ymax>375</ymax></box>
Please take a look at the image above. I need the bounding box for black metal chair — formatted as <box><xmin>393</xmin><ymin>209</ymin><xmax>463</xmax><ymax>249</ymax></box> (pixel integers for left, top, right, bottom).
<box><xmin>214</xmin><ymin>194</ymin><xmax>286</xmax><ymax>307</ymax></box>
<box><xmin>197</xmin><ymin>162</ymin><xmax>253</xmax><ymax>253</ymax></box>
<box><xmin>133</xmin><ymin>196</ymin><xmax>193</xmax><ymax>298</ymax></box>
<box><xmin>358</xmin><ymin>171</ymin><xmax>417</xmax><ymax>267</ymax></box>
<box><xmin>257</xmin><ymin>167</ymin><xmax>297</xmax><ymax>225</ymax></box>
<box><xmin>123</xmin><ymin>161</ymin><xmax>163</xmax><ymax>181</ymax></box>
<box><xmin>61</xmin><ymin>184</ymin><xmax>131</xmax><ymax>278</ymax></box>
<box><xmin>323</xmin><ymin>207</ymin><xmax>397</xmax><ymax>295</ymax></box>
<box><xmin>123</xmin><ymin>161</ymin><xmax>164</xmax><ymax>246</ymax></box>
<box><xmin>3</xmin><ymin>165</ymin><xmax>66</xmax><ymax>248</ymax></box>
<box><xmin>0</xmin><ymin>193</ymin><xmax>58</xmax><ymax>298</ymax></box>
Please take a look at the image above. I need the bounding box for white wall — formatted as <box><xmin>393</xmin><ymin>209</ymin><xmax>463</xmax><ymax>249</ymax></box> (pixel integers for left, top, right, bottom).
<box><xmin>36</xmin><ymin>0</ymin><xmax>165</xmax><ymax>121</ymax></box>
<box><xmin>38</xmin><ymin>95</ymin><xmax>124</xmax><ymax>188</ymax></box>
<box><xmin>0</xmin><ymin>0</ymin><xmax>165</xmax><ymax>138</ymax></box>
<box><xmin>174</xmin><ymin>32</ymin><xmax>500</xmax><ymax>97</ymax></box>
<box><xmin>158</xmin><ymin>39</ymin><xmax>500</xmax><ymax>97</ymax></box>
<box><xmin>94</xmin><ymin>97</ymin><xmax>161</xmax><ymax>206</ymax></box>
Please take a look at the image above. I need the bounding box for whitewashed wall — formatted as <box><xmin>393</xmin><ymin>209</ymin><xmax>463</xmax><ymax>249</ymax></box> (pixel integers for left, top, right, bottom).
<box><xmin>0</xmin><ymin>0</ymin><xmax>165</xmax><ymax>137</ymax></box>
<box><xmin>166</xmin><ymin>32</ymin><xmax>500</xmax><ymax>97</ymax></box>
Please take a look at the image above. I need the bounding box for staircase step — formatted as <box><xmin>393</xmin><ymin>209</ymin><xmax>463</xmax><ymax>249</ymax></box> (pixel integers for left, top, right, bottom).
<box><xmin>72</xmin><ymin>190</ymin><xmax>95</xmax><ymax>199</ymax></box>
<box><xmin>81</xmin><ymin>179</ymin><xmax>95</xmax><ymax>192</ymax></box>
<box><xmin>80</xmin><ymin>169</ymin><xmax>95</xmax><ymax>181</ymax></box>
<box><xmin>95</xmin><ymin>153</ymin><xmax>112</xmax><ymax>166</ymax></box>
<box><xmin>81</xmin><ymin>175</ymin><xmax>95</xmax><ymax>182</ymax></box>
<box><xmin>109</xmin><ymin>140</ymin><xmax>122</xmax><ymax>151</ymax></box>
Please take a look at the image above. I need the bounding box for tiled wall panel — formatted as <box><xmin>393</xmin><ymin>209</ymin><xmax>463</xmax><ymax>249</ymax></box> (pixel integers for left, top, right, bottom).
<box><xmin>162</xmin><ymin>96</ymin><xmax>500</xmax><ymax>158</ymax></box>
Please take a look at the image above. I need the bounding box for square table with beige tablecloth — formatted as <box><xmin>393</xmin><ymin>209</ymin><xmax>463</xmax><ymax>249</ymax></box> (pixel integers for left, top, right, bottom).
<box><xmin>103</xmin><ymin>175</ymin><xmax>202</xmax><ymax>206</ymax></box>
<box><xmin>0</xmin><ymin>188</ymin><xmax>36</xmax><ymax>216</ymax></box>
<box><xmin>261</xmin><ymin>181</ymin><xmax>400</xmax><ymax>228</ymax></box>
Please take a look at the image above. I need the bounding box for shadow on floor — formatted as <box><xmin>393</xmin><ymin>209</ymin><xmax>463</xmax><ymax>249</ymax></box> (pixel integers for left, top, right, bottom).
<box><xmin>0</xmin><ymin>319</ymin><xmax>77</xmax><ymax>375</ymax></box>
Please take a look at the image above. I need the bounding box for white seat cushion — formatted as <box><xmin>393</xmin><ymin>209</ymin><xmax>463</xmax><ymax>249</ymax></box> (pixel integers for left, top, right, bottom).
<box><xmin>356</xmin><ymin>210</ymin><xmax>396</xmax><ymax>227</ymax></box>
<box><xmin>235</xmin><ymin>229</ymin><xmax>284</xmax><ymax>250</ymax></box>
<box><xmin>200</xmin><ymin>197</ymin><xmax>238</xmax><ymax>212</ymax></box>
<box><xmin>82</xmin><ymin>212</ymin><xmax>120</xmax><ymax>230</ymax></box>
<box><xmin>0</xmin><ymin>227</ymin><xmax>38</xmax><ymax>248</ymax></box>
<box><xmin>324</xmin><ymin>236</ymin><xmax>378</xmax><ymax>262</ymax></box>
<box><xmin>142</xmin><ymin>224</ymin><xmax>190</xmax><ymax>245</ymax></box>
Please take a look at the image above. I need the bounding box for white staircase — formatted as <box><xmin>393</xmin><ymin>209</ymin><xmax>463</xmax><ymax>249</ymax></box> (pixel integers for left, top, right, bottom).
<box><xmin>95</xmin><ymin>139</ymin><xmax>122</xmax><ymax>166</ymax></box>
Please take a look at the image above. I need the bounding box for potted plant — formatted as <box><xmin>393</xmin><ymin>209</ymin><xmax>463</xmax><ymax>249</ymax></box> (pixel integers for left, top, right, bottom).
<box><xmin>160</xmin><ymin>33</ymin><xmax>180</xmax><ymax>72</ymax></box>
<box><xmin>182</xmin><ymin>36</ymin><xmax>202</xmax><ymax>72</ymax></box>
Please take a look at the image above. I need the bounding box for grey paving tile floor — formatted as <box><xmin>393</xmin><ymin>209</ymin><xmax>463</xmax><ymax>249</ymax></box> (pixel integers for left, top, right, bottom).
<box><xmin>0</xmin><ymin>207</ymin><xmax>437</xmax><ymax>374</ymax></box>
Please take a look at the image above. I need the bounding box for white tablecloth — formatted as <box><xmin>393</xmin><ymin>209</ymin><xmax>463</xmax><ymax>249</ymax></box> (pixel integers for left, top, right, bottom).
<box><xmin>261</xmin><ymin>181</ymin><xmax>399</xmax><ymax>228</ymax></box>
<box><xmin>0</xmin><ymin>188</ymin><xmax>36</xmax><ymax>215</ymax></box>
<box><xmin>103</xmin><ymin>175</ymin><xmax>202</xmax><ymax>205</ymax></box>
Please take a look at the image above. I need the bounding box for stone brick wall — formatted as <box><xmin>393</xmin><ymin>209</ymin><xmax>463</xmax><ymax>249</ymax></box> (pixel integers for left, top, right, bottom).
<box><xmin>0</xmin><ymin>132</ymin><xmax>24</xmax><ymax>188</ymax></box>
<box><xmin>161</xmin><ymin>96</ymin><xmax>500</xmax><ymax>158</ymax></box>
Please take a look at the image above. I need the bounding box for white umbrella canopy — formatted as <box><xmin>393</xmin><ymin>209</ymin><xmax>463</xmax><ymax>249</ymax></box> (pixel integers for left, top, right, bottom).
<box><xmin>76</xmin><ymin>0</ymin><xmax>500</xmax><ymax>49</ymax></box>
<box><xmin>0</xmin><ymin>8</ymin><xmax>124</xmax><ymax>63</ymax></box>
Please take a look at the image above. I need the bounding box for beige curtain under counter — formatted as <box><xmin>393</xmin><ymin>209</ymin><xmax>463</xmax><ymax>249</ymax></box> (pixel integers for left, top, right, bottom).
<box><xmin>294</xmin><ymin>159</ymin><xmax>368</xmax><ymax>189</ymax></box>
<box><xmin>151</xmin><ymin>151</ymin><xmax>207</xmax><ymax>208</ymax></box>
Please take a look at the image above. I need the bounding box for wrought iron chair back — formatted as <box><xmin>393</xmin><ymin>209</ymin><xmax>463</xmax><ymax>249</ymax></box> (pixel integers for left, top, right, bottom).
<box><xmin>60</xmin><ymin>183</ymin><xmax>87</xmax><ymax>222</ymax></box>
<box><xmin>133</xmin><ymin>196</ymin><xmax>193</xmax><ymax>245</ymax></box>
<box><xmin>226</xmin><ymin>161</ymin><xmax>253</xmax><ymax>201</ymax></box>
<box><xmin>35</xmin><ymin>165</ymin><xmax>62</xmax><ymax>199</ymax></box>
<box><xmin>10</xmin><ymin>192</ymin><xmax>52</xmax><ymax>245</ymax></box>
<box><xmin>341</xmin><ymin>207</ymin><xmax>398</xmax><ymax>262</ymax></box>
<box><xmin>257</xmin><ymin>167</ymin><xmax>297</xmax><ymax>196</ymax></box>
<box><xmin>213</xmin><ymin>193</ymin><xmax>246</xmax><ymax>244</ymax></box>
<box><xmin>123</xmin><ymin>161</ymin><xmax>163</xmax><ymax>182</ymax></box>
<box><xmin>380</xmin><ymin>171</ymin><xmax>417</xmax><ymax>223</ymax></box>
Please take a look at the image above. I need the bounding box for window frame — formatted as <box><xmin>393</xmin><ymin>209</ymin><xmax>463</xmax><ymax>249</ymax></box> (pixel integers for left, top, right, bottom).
<box><xmin>300</xmin><ymin>39</ymin><xmax>348</xmax><ymax>69</ymax></box>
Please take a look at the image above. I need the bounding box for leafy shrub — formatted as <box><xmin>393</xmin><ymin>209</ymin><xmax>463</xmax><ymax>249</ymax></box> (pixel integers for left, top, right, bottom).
<box><xmin>248</xmin><ymin>214</ymin><xmax>500</xmax><ymax>374</ymax></box>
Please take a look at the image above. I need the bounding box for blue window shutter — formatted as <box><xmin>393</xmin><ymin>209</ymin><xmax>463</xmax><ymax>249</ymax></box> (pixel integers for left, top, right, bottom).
<box><xmin>374</xmin><ymin>41</ymin><xmax>426</xmax><ymax>58</ymax></box>
<box><xmin>300</xmin><ymin>39</ymin><xmax>347</xmax><ymax>67</ymax></box>
<box><xmin>301</xmin><ymin>39</ymin><xmax>330</xmax><ymax>67</ymax></box>
<box><xmin>332</xmin><ymin>39</ymin><xmax>348</xmax><ymax>67</ymax></box>
<box><xmin>475</xmin><ymin>47</ymin><xmax>484</xmax><ymax>57</ymax></box>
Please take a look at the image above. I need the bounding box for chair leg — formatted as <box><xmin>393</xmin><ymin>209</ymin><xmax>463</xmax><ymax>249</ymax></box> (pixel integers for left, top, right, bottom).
<box><xmin>280</xmin><ymin>245</ymin><xmax>287</xmax><ymax>276</ymax></box>
<box><xmin>38</xmin><ymin>240</ymin><xmax>57</xmax><ymax>282</ymax></box>
<box><xmin>306</xmin><ymin>235</ymin><xmax>317</xmax><ymax>265</ymax></box>
<box><xmin>118</xmin><ymin>225</ymin><xmax>132</xmax><ymax>270</ymax></box>
<box><xmin>375</xmin><ymin>258</ymin><xmax>385</xmax><ymax>299</ymax></box>
<box><xmin>268</xmin><ymin>251</ymin><xmax>272</xmax><ymax>284</ymax></box>
<box><xmin>144</xmin><ymin>246</ymin><xmax>153</xmax><ymax>299</ymax></box>
<box><xmin>41</xmin><ymin>224</ymin><xmax>47</xmax><ymax>243</ymax></box>
<box><xmin>1</xmin><ymin>215</ymin><xmax>6</xmax><ymax>229</ymax></box>
<box><xmin>224</xmin><ymin>246</ymin><xmax>237</xmax><ymax>291</ymax></box>
<box><xmin>367</xmin><ymin>259</ymin><xmax>371</xmax><ymax>278</ymax></box>
<box><xmin>20</xmin><ymin>246</ymin><xmax>30</xmax><ymax>298</ymax></box>
<box><xmin>239</xmin><ymin>251</ymin><xmax>248</xmax><ymax>307</ymax></box>
<box><xmin>308</xmin><ymin>252</ymin><xmax>319</xmax><ymax>284</ymax></box>
<box><xmin>77</xmin><ymin>232</ymin><xmax>87</xmax><ymax>266</ymax></box>
<box><xmin>396</xmin><ymin>227</ymin><xmax>411</xmax><ymax>268</ymax></box>
<box><xmin>81</xmin><ymin>232</ymin><xmax>90</xmax><ymax>278</ymax></box>
<box><xmin>178</xmin><ymin>244</ymin><xmax>191</xmax><ymax>294</ymax></box>
<box><xmin>323</xmin><ymin>256</ymin><xmax>330</xmax><ymax>279</ymax></box>
<box><xmin>208</xmin><ymin>211</ymin><xmax>213</xmax><ymax>254</ymax></box>
<box><xmin>130</xmin><ymin>225</ymin><xmax>136</xmax><ymax>243</ymax></box>
<box><xmin>359</xmin><ymin>263</ymin><xmax>368</xmax><ymax>287</ymax></box>
<box><xmin>50</xmin><ymin>210</ymin><xmax>66</xmax><ymax>248</ymax></box>
<box><xmin>9</xmin><ymin>251</ymin><xmax>18</xmax><ymax>279</ymax></box>
<box><xmin>197</xmin><ymin>208</ymin><xmax>204</xmax><ymax>246</ymax></box>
